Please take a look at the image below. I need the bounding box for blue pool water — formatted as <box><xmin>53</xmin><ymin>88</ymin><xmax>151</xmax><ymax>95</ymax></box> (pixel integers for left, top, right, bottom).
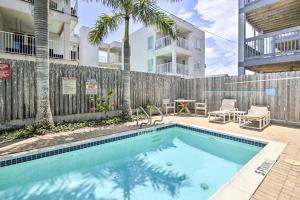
<box><xmin>0</xmin><ymin>126</ymin><xmax>263</xmax><ymax>200</ymax></box>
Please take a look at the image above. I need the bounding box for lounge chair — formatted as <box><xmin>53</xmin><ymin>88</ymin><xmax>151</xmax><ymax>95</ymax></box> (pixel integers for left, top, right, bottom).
<box><xmin>208</xmin><ymin>99</ymin><xmax>237</xmax><ymax>123</ymax></box>
<box><xmin>195</xmin><ymin>102</ymin><xmax>207</xmax><ymax>116</ymax></box>
<box><xmin>239</xmin><ymin>106</ymin><xmax>270</xmax><ymax>130</ymax></box>
<box><xmin>162</xmin><ymin>99</ymin><xmax>175</xmax><ymax>115</ymax></box>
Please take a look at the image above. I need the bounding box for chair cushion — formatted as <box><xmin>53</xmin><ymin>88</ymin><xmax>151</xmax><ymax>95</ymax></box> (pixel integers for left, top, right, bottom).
<box><xmin>241</xmin><ymin>114</ymin><xmax>265</xmax><ymax>120</ymax></box>
<box><xmin>209</xmin><ymin>110</ymin><xmax>230</xmax><ymax>115</ymax></box>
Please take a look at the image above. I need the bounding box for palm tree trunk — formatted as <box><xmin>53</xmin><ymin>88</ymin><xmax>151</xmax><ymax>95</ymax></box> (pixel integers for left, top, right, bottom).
<box><xmin>34</xmin><ymin>0</ymin><xmax>54</xmax><ymax>127</ymax></box>
<box><xmin>122</xmin><ymin>16</ymin><xmax>132</xmax><ymax>119</ymax></box>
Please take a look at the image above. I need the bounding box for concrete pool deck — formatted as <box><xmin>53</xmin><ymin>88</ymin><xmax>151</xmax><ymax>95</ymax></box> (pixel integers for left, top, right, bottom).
<box><xmin>0</xmin><ymin>116</ymin><xmax>299</xmax><ymax>200</ymax></box>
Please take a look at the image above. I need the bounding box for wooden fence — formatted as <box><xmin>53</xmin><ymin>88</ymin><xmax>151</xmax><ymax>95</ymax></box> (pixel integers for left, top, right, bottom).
<box><xmin>0</xmin><ymin>59</ymin><xmax>299</xmax><ymax>129</ymax></box>
<box><xmin>0</xmin><ymin>59</ymin><xmax>182</xmax><ymax>126</ymax></box>
<box><xmin>182</xmin><ymin>71</ymin><xmax>300</xmax><ymax>124</ymax></box>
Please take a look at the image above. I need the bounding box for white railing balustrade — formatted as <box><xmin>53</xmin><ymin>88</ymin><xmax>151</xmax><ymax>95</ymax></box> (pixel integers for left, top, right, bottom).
<box><xmin>156</xmin><ymin>62</ymin><xmax>172</xmax><ymax>74</ymax></box>
<box><xmin>0</xmin><ymin>31</ymin><xmax>66</xmax><ymax>59</ymax></box>
<box><xmin>21</xmin><ymin>0</ymin><xmax>70</xmax><ymax>13</ymax></box>
<box><xmin>245</xmin><ymin>26</ymin><xmax>300</xmax><ymax>60</ymax></box>
<box><xmin>155</xmin><ymin>36</ymin><xmax>189</xmax><ymax>50</ymax></box>
<box><xmin>0</xmin><ymin>31</ymin><xmax>36</xmax><ymax>55</ymax></box>
<box><xmin>176</xmin><ymin>63</ymin><xmax>189</xmax><ymax>75</ymax></box>
<box><xmin>155</xmin><ymin>36</ymin><xmax>172</xmax><ymax>49</ymax></box>
<box><xmin>177</xmin><ymin>37</ymin><xmax>189</xmax><ymax>50</ymax></box>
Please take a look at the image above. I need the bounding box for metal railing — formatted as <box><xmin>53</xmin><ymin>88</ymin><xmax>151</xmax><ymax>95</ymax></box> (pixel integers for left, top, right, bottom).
<box><xmin>156</xmin><ymin>62</ymin><xmax>172</xmax><ymax>74</ymax></box>
<box><xmin>136</xmin><ymin>106</ymin><xmax>151</xmax><ymax>127</ymax></box>
<box><xmin>21</xmin><ymin>0</ymin><xmax>78</xmax><ymax>15</ymax></box>
<box><xmin>0</xmin><ymin>31</ymin><xmax>36</xmax><ymax>55</ymax></box>
<box><xmin>49</xmin><ymin>39</ymin><xmax>64</xmax><ymax>59</ymax></box>
<box><xmin>176</xmin><ymin>63</ymin><xmax>189</xmax><ymax>75</ymax></box>
<box><xmin>245</xmin><ymin>26</ymin><xmax>300</xmax><ymax>60</ymax></box>
<box><xmin>49</xmin><ymin>0</ymin><xmax>65</xmax><ymax>12</ymax></box>
<box><xmin>0</xmin><ymin>31</ymin><xmax>65</xmax><ymax>59</ymax></box>
<box><xmin>150</xmin><ymin>106</ymin><xmax>164</xmax><ymax>125</ymax></box>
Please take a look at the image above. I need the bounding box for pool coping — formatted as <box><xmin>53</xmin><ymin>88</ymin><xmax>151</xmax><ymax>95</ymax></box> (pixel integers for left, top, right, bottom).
<box><xmin>0</xmin><ymin>122</ymin><xmax>286</xmax><ymax>200</ymax></box>
<box><xmin>173</xmin><ymin>122</ymin><xmax>286</xmax><ymax>200</ymax></box>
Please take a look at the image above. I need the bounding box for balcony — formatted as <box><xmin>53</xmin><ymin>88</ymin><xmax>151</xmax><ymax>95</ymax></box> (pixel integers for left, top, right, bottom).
<box><xmin>0</xmin><ymin>31</ymin><xmax>78</xmax><ymax>61</ymax></box>
<box><xmin>155</xmin><ymin>36</ymin><xmax>190</xmax><ymax>50</ymax></box>
<box><xmin>244</xmin><ymin>26</ymin><xmax>300</xmax><ymax>71</ymax></box>
<box><xmin>21</xmin><ymin>0</ymin><xmax>78</xmax><ymax>17</ymax></box>
<box><xmin>99</xmin><ymin>55</ymin><xmax>122</xmax><ymax>64</ymax></box>
<box><xmin>156</xmin><ymin>62</ymin><xmax>189</xmax><ymax>76</ymax></box>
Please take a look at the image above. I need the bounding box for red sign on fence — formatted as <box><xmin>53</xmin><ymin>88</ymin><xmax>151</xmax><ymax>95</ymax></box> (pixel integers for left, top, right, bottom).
<box><xmin>0</xmin><ymin>64</ymin><xmax>10</xmax><ymax>80</ymax></box>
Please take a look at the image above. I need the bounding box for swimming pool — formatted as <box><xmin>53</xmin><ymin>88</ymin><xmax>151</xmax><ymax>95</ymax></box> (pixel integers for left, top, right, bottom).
<box><xmin>0</xmin><ymin>123</ymin><xmax>271</xmax><ymax>200</ymax></box>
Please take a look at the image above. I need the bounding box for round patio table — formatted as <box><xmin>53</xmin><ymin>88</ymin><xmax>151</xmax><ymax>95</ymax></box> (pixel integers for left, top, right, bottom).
<box><xmin>174</xmin><ymin>99</ymin><xmax>196</xmax><ymax>113</ymax></box>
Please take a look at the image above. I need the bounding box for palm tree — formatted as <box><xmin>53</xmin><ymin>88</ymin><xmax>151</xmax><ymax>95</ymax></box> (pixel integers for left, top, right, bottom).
<box><xmin>34</xmin><ymin>0</ymin><xmax>54</xmax><ymax>127</ymax></box>
<box><xmin>89</xmin><ymin>0</ymin><xmax>177</xmax><ymax>119</ymax></box>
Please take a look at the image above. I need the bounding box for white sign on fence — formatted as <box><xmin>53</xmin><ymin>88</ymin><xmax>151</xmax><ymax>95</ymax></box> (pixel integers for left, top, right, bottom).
<box><xmin>86</xmin><ymin>79</ymin><xmax>98</xmax><ymax>95</ymax></box>
<box><xmin>62</xmin><ymin>77</ymin><xmax>76</xmax><ymax>95</ymax></box>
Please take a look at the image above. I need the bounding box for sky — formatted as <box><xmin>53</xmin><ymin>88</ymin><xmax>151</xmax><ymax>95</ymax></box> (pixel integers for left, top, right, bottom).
<box><xmin>76</xmin><ymin>0</ymin><xmax>240</xmax><ymax>75</ymax></box>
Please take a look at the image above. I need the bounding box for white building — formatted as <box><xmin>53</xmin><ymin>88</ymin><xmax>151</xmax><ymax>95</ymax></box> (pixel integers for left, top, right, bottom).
<box><xmin>79</xmin><ymin>15</ymin><xmax>206</xmax><ymax>78</ymax></box>
<box><xmin>238</xmin><ymin>0</ymin><xmax>300</xmax><ymax>75</ymax></box>
<box><xmin>0</xmin><ymin>0</ymin><xmax>79</xmax><ymax>64</ymax></box>
<box><xmin>130</xmin><ymin>15</ymin><xmax>205</xmax><ymax>78</ymax></box>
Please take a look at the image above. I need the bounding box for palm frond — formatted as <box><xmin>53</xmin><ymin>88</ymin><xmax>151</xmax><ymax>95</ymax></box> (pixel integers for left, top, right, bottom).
<box><xmin>132</xmin><ymin>0</ymin><xmax>177</xmax><ymax>39</ymax></box>
<box><xmin>89</xmin><ymin>13</ymin><xmax>124</xmax><ymax>45</ymax></box>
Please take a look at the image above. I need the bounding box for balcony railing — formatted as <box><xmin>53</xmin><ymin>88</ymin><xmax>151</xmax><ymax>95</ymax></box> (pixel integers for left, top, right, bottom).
<box><xmin>156</xmin><ymin>62</ymin><xmax>189</xmax><ymax>76</ymax></box>
<box><xmin>156</xmin><ymin>62</ymin><xmax>172</xmax><ymax>74</ymax></box>
<box><xmin>155</xmin><ymin>36</ymin><xmax>190</xmax><ymax>50</ymax></box>
<box><xmin>155</xmin><ymin>36</ymin><xmax>172</xmax><ymax>49</ymax></box>
<box><xmin>245</xmin><ymin>26</ymin><xmax>300</xmax><ymax>60</ymax></box>
<box><xmin>0</xmin><ymin>31</ymin><xmax>66</xmax><ymax>59</ymax></box>
<box><xmin>99</xmin><ymin>55</ymin><xmax>122</xmax><ymax>64</ymax></box>
<box><xmin>176</xmin><ymin>37</ymin><xmax>189</xmax><ymax>50</ymax></box>
<box><xmin>176</xmin><ymin>63</ymin><xmax>189</xmax><ymax>75</ymax></box>
<box><xmin>21</xmin><ymin>0</ymin><xmax>78</xmax><ymax>16</ymax></box>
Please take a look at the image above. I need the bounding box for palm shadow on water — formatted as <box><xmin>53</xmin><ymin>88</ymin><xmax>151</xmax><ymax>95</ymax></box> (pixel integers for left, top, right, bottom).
<box><xmin>101</xmin><ymin>156</ymin><xmax>190</xmax><ymax>200</ymax></box>
<box><xmin>1</xmin><ymin>140</ymin><xmax>190</xmax><ymax>200</ymax></box>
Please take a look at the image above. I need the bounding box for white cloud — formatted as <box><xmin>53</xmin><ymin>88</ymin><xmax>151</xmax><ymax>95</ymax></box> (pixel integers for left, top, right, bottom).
<box><xmin>178</xmin><ymin>7</ymin><xmax>194</xmax><ymax>20</ymax></box>
<box><xmin>194</xmin><ymin>0</ymin><xmax>239</xmax><ymax>75</ymax></box>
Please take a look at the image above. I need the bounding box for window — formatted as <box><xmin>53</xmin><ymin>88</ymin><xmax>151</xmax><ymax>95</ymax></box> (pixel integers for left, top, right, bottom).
<box><xmin>194</xmin><ymin>39</ymin><xmax>201</xmax><ymax>50</ymax></box>
<box><xmin>148</xmin><ymin>36</ymin><xmax>154</xmax><ymax>50</ymax></box>
<box><xmin>147</xmin><ymin>59</ymin><xmax>154</xmax><ymax>72</ymax></box>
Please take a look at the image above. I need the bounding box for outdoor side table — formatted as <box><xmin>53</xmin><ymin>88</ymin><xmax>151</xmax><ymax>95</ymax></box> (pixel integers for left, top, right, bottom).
<box><xmin>230</xmin><ymin>111</ymin><xmax>246</xmax><ymax>122</ymax></box>
<box><xmin>174</xmin><ymin>100</ymin><xmax>196</xmax><ymax>114</ymax></box>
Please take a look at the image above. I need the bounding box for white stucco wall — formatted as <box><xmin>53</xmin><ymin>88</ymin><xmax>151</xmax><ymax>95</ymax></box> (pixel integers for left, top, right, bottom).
<box><xmin>79</xmin><ymin>26</ymin><xmax>99</xmax><ymax>67</ymax></box>
<box><xmin>129</xmin><ymin>27</ymin><xmax>156</xmax><ymax>73</ymax></box>
<box><xmin>129</xmin><ymin>18</ymin><xmax>206</xmax><ymax>77</ymax></box>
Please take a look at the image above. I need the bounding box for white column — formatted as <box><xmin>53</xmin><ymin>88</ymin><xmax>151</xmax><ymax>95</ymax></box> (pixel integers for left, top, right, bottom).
<box><xmin>238</xmin><ymin>0</ymin><xmax>246</xmax><ymax>75</ymax></box>
<box><xmin>107</xmin><ymin>45</ymin><xmax>110</xmax><ymax>63</ymax></box>
<box><xmin>172</xmin><ymin>50</ymin><xmax>177</xmax><ymax>74</ymax></box>
<box><xmin>63</xmin><ymin>22</ymin><xmax>71</xmax><ymax>60</ymax></box>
